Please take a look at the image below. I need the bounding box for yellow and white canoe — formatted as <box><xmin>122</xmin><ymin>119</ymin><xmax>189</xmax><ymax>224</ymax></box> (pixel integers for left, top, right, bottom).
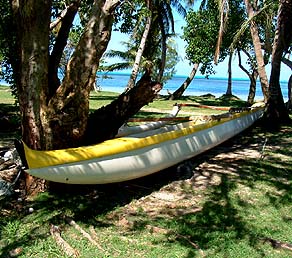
<box><xmin>20</xmin><ymin>105</ymin><xmax>264</xmax><ymax>184</ymax></box>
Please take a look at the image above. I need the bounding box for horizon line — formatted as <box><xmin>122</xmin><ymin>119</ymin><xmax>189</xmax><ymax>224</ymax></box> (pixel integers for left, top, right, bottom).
<box><xmin>97</xmin><ymin>71</ymin><xmax>289</xmax><ymax>83</ymax></box>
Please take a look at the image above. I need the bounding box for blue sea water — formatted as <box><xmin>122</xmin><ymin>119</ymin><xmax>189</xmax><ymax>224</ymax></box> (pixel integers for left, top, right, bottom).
<box><xmin>1</xmin><ymin>73</ymin><xmax>289</xmax><ymax>102</ymax></box>
<box><xmin>97</xmin><ymin>73</ymin><xmax>289</xmax><ymax>102</ymax></box>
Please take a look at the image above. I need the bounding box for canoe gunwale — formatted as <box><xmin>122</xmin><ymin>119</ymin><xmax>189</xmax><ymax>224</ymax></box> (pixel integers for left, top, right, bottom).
<box><xmin>22</xmin><ymin>107</ymin><xmax>265</xmax><ymax>184</ymax></box>
<box><xmin>22</xmin><ymin>108</ymin><xmax>261</xmax><ymax>170</ymax></box>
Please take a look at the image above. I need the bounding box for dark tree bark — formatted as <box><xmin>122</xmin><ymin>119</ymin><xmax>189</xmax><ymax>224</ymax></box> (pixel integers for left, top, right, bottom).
<box><xmin>225</xmin><ymin>51</ymin><xmax>233</xmax><ymax>95</ymax></box>
<box><xmin>12</xmin><ymin>0</ymin><xmax>52</xmax><ymax>150</ymax></box>
<box><xmin>85</xmin><ymin>71</ymin><xmax>162</xmax><ymax>144</ymax></box>
<box><xmin>11</xmin><ymin>0</ymin><xmax>163</xmax><ymax>195</ymax></box>
<box><xmin>282</xmin><ymin>57</ymin><xmax>292</xmax><ymax>108</ymax></box>
<box><xmin>265</xmin><ymin>0</ymin><xmax>292</xmax><ymax>125</ymax></box>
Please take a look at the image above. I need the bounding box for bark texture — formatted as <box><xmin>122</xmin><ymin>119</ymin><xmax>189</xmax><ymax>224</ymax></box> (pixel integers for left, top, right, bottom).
<box><xmin>282</xmin><ymin>57</ymin><xmax>292</xmax><ymax>108</ymax></box>
<box><xmin>244</xmin><ymin>0</ymin><xmax>269</xmax><ymax>102</ymax></box>
<box><xmin>85</xmin><ymin>71</ymin><xmax>162</xmax><ymax>144</ymax></box>
<box><xmin>226</xmin><ymin>52</ymin><xmax>233</xmax><ymax>96</ymax></box>
<box><xmin>12</xmin><ymin>0</ymin><xmax>52</xmax><ymax>150</ymax></box>
<box><xmin>168</xmin><ymin>63</ymin><xmax>199</xmax><ymax>100</ymax></box>
<box><xmin>11</xmin><ymin>0</ymin><xmax>164</xmax><ymax>194</ymax></box>
<box><xmin>265</xmin><ymin>0</ymin><xmax>292</xmax><ymax>125</ymax></box>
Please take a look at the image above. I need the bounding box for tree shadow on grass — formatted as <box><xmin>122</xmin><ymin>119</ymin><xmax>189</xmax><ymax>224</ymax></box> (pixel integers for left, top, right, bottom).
<box><xmin>163</xmin><ymin>124</ymin><xmax>292</xmax><ymax>257</ymax></box>
<box><xmin>1</xmin><ymin>122</ymin><xmax>292</xmax><ymax>257</ymax></box>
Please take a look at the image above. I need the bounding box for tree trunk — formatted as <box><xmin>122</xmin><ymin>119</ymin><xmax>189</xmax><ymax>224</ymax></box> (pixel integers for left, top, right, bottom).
<box><xmin>127</xmin><ymin>14</ymin><xmax>152</xmax><ymax>89</ymax></box>
<box><xmin>48</xmin><ymin>1</ymin><xmax>80</xmax><ymax>98</ymax></box>
<box><xmin>168</xmin><ymin>63</ymin><xmax>199</xmax><ymax>100</ymax></box>
<box><xmin>265</xmin><ymin>0</ymin><xmax>292</xmax><ymax>125</ymax></box>
<box><xmin>12</xmin><ymin>0</ymin><xmax>52</xmax><ymax>194</ymax></box>
<box><xmin>282</xmin><ymin>57</ymin><xmax>292</xmax><ymax>108</ymax></box>
<box><xmin>12</xmin><ymin>0</ymin><xmax>52</xmax><ymax>150</ymax></box>
<box><xmin>45</xmin><ymin>0</ymin><xmax>120</xmax><ymax>150</ymax></box>
<box><xmin>225</xmin><ymin>51</ymin><xmax>233</xmax><ymax>95</ymax></box>
<box><xmin>157</xmin><ymin>16</ymin><xmax>167</xmax><ymax>82</ymax></box>
<box><xmin>237</xmin><ymin>50</ymin><xmax>258</xmax><ymax>105</ymax></box>
<box><xmin>247</xmin><ymin>70</ymin><xmax>258</xmax><ymax>105</ymax></box>
<box><xmin>85</xmin><ymin>70</ymin><xmax>162</xmax><ymax>144</ymax></box>
<box><xmin>288</xmin><ymin>75</ymin><xmax>292</xmax><ymax>109</ymax></box>
<box><xmin>12</xmin><ymin>0</ymin><xmax>122</xmax><ymax>194</ymax></box>
<box><xmin>11</xmin><ymin>0</ymin><xmax>163</xmax><ymax>195</ymax></box>
<box><xmin>244</xmin><ymin>0</ymin><xmax>269</xmax><ymax>102</ymax></box>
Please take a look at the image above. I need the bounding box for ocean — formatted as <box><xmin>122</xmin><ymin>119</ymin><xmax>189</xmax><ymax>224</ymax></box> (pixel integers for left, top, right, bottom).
<box><xmin>97</xmin><ymin>73</ymin><xmax>289</xmax><ymax>102</ymax></box>
<box><xmin>1</xmin><ymin>73</ymin><xmax>289</xmax><ymax>102</ymax></box>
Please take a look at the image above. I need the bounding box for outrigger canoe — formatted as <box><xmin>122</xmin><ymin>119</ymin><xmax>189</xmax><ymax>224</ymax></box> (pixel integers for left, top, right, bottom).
<box><xmin>18</xmin><ymin>104</ymin><xmax>264</xmax><ymax>184</ymax></box>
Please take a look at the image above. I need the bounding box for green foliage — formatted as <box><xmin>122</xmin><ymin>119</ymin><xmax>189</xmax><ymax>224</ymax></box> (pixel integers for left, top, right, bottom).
<box><xmin>103</xmin><ymin>36</ymin><xmax>180</xmax><ymax>83</ymax></box>
<box><xmin>0</xmin><ymin>0</ymin><xmax>18</xmax><ymax>99</ymax></box>
<box><xmin>114</xmin><ymin>1</ymin><xmax>141</xmax><ymax>34</ymax></box>
<box><xmin>183</xmin><ymin>0</ymin><xmax>247</xmax><ymax>76</ymax></box>
<box><xmin>183</xmin><ymin>5</ymin><xmax>220</xmax><ymax>75</ymax></box>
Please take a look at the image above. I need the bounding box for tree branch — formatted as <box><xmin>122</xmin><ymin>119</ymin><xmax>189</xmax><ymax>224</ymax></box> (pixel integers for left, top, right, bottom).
<box><xmin>48</xmin><ymin>1</ymin><xmax>81</xmax><ymax>98</ymax></box>
<box><xmin>85</xmin><ymin>71</ymin><xmax>162</xmax><ymax>144</ymax></box>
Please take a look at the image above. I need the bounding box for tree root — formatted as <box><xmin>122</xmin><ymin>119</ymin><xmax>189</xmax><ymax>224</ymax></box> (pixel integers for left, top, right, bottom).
<box><xmin>261</xmin><ymin>237</ymin><xmax>292</xmax><ymax>251</ymax></box>
<box><xmin>65</xmin><ymin>217</ymin><xmax>104</xmax><ymax>251</ymax></box>
<box><xmin>50</xmin><ymin>224</ymin><xmax>80</xmax><ymax>257</ymax></box>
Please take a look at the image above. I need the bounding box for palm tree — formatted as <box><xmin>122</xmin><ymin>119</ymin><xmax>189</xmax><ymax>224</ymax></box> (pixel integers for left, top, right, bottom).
<box><xmin>266</xmin><ymin>0</ymin><xmax>292</xmax><ymax>124</ymax></box>
<box><xmin>243</xmin><ymin>0</ymin><xmax>269</xmax><ymax>102</ymax></box>
<box><xmin>126</xmin><ymin>0</ymin><xmax>191</xmax><ymax>89</ymax></box>
<box><xmin>127</xmin><ymin>4</ymin><xmax>152</xmax><ymax>89</ymax></box>
<box><xmin>282</xmin><ymin>57</ymin><xmax>292</xmax><ymax>109</ymax></box>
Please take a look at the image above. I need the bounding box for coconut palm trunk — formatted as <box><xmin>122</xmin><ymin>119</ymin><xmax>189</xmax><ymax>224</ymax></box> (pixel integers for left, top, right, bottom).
<box><xmin>127</xmin><ymin>14</ymin><xmax>152</xmax><ymax>89</ymax></box>
<box><xmin>168</xmin><ymin>63</ymin><xmax>199</xmax><ymax>100</ymax></box>
<box><xmin>282</xmin><ymin>57</ymin><xmax>292</xmax><ymax>108</ymax></box>
<box><xmin>244</xmin><ymin>0</ymin><xmax>269</xmax><ymax>102</ymax></box>
<box><xmin>225</xmin><ymin>51</ymin><xmax>233</xmax><ymax>95</ymax></box>
<box><xmin>237</xmin><ymin>49</ymin><xmax>258</xmax><ymax>105</ymax></box>
<box><xmin>266</xmin><ymin>0</ymin><xmax>292</xmax><ymax>124</ymax></box>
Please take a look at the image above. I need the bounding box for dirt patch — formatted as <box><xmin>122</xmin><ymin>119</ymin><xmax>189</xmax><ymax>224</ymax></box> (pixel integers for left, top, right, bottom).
<box><xmin>106</xmin><ymin>128</ymin><xmax>268</xmax><ymax>227</ymax></box>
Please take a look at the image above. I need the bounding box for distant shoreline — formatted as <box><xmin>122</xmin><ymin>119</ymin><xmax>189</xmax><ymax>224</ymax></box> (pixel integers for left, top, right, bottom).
<box><xmin>1</xmin><ymin>72</ymin><xmax>289</xmax><ymax>86</ymax></box>
<box><xmin>97</xmin><ymin>72</ymin><xmax>289</xmax><ymax>83</ymax></box>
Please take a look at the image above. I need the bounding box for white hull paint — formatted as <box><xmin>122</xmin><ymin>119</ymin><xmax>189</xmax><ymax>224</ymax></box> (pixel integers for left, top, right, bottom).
<box><xmin>26</xmin><ymin>108</ymin><xmax>264</xmax><ymax>184</ymax></box>
<box><xmin>116</xmin><ymin>105</ymin><xmax>180</xmax><ymax>137</ymax></box>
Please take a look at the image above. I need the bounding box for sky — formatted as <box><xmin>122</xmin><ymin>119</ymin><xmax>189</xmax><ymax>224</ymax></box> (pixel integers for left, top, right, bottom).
<box><xmin>106</xmin><ymin>7</ymin><xmax>291</xmax><ymax>82</ymax></box>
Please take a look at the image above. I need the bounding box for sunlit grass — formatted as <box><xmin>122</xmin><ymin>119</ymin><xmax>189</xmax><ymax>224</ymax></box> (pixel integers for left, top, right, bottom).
<box><xmin>1</xmin><ymin>86</ymin><xmax>292</xmax><ymax>257</ymax></box>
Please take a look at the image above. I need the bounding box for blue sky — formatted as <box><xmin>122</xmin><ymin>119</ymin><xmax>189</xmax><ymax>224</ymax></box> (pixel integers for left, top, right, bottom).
<box><xmin>106</xmin><ymin>8</ymin><xmax>291</xmax><ymax>81</ymax></box>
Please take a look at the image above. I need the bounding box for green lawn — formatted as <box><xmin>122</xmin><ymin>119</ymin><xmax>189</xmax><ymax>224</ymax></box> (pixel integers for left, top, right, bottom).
<box><xmin>1</xmin><ymin>86</ymin><xmax>291</xmax><ymax>257</ymax></box>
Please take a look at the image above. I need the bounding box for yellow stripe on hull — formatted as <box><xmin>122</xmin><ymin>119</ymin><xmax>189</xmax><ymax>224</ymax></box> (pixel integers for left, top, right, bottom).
<box><xmin>22</xmin><ymin>109</ymin><xmax>259</xmax><ymax>170</ymax></box>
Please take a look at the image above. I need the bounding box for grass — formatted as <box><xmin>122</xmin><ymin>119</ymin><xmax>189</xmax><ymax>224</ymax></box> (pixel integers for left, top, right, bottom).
<box><xmin>1</xmin><ymin>86</ymin><xmax>292</xmax><ymax>257</ymax></box>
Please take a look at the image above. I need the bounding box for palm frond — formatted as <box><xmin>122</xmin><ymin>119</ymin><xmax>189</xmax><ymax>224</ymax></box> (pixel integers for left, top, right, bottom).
<box><xmin>170</xmin><ymin>0</ymin><xmax>187</xmax><ymax>18</ymax></box>
<box><xmin>229</xmin><ymin>2</ymin><xmax>273</xmax><ymax>52</ymax></box>
<box><xmin>104</xmin><ymin>62</ymin><xmax>132</xmax><ymax>72</ymax></box>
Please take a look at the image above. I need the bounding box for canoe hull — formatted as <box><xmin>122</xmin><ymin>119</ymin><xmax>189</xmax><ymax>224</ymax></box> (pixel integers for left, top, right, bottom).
<box><xmin>26</xmin><ymin>108</ymin><xmax>264</xmax><ymax>184</ymax></box>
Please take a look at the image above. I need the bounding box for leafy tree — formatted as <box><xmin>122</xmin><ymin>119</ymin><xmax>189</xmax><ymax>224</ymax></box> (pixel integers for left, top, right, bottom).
<box><xmin>170</xmin><ymin>0</ymin><xmax>244</xmax><ymax>100</ymax></box>
<box><xmin>0</xmin><ymin>0</ymin><xmax>17</xmax><ymax>88</ymax></box>
<box><xmin>125</xmin><ymin>0</ymin><xmax>188</xmax><ymax>89</ymax></box>
<box><xmin>230</xmin><ymin>0</ymin><xmax>277</xmax><ymax>104</ymax></box>
<box><xmin>7</xmin><ymin>0</ymin><xmax>163</xmax><ymax>194</ymax></box>
<box><xmin>104</xmin><ymin>36</ymin><xmax>180</xmax><ymax>83</ymax></box>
